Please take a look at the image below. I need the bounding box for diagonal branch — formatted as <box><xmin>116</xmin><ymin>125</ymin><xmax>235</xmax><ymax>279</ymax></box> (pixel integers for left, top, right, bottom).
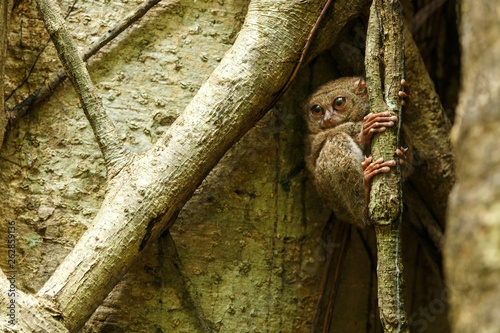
<box><xmin>35</xmin><ymin>0</ymin><xmax>130</xmax><ymax>178</ymax></box>
<box><xmin>5</xmin><ymin>0</ymin><xmax>372</xmax><ymax>331</ymax></box>
<box><xmin>28</xmin><ymin>1</ymin><xmax>362</xmax><ymax>331</ymax></box>
<box><xmin>28</xmin><ymin>0</ymin><xmax>330</xmax><ymax>331</ymax></box>
<box><xmin>7</xmin><ymin>0</ymin><xmax>165</xmax><ymax>122</ymax></box>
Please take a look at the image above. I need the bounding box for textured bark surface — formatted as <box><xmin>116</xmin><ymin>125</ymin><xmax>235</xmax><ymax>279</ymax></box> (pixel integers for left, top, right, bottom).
<box><xmin>446</xmin><ymin>1</ymin><xmax>500</xmax><ymax>332</ymax></box>
<box><xmin>34</xmin><ymin>1</ymin><xmax>333</xmax><ymax>331</ymax></box>
<box><xmin>365</xmin><ymin>1</ymin><xmax>408</xmax><ymax>331</ymax></box>
<box><xmin>0</xmin><ymin>0</ymin><xmax>11</xmax><ymax>147</ymax></box>
<box><xmin>0</xmin><ymin>0</ymin><xmax>457</xmax><ymax>332</ymax></box>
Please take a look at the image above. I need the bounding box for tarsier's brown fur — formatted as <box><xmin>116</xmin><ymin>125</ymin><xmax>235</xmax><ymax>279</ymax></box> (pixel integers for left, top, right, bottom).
<box><xmin>304</xmin><ymin>77</ymin><xmax>409</xmax><ymax>227</ymax></box>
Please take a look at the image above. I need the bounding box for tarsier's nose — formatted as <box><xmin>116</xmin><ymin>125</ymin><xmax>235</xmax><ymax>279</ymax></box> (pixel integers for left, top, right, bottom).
<box><xmin>323</xmin><ymin>109</ymin><xmax>336</xmax><ymax>128</ymax></box>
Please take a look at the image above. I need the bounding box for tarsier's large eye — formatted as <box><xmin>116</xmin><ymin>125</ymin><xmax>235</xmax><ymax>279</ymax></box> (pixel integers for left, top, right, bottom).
<box><xmin>333</xmin><ymin>97</ymin><xmax>347</xmax><ymax>110</ymax></box>
<box><xmin>310</xmin><ymin>104</ymin><xmax>323</xmax><ymax>116</ymax></box>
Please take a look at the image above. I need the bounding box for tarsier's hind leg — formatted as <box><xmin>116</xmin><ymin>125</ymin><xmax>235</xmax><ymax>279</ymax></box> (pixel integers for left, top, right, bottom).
<box><xmin>313</xmin><ymin>131</ymin><xmax>368</xmax><ymax>227</ymax></box>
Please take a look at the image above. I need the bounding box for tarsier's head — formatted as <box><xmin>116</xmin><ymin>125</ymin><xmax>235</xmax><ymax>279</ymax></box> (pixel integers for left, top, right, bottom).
<box><xmin>304</xmin><ymin>77</ymin><xmax>369</xmax><ymax>133</ymax></box>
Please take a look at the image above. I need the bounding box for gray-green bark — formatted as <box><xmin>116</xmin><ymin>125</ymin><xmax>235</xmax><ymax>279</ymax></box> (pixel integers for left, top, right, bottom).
<box><xmin>7</xmin><ymin>0</ymin><xmax>162</xmax><ymax>122</ymax></box>
<box><xmin>0</xmin><ymin>0</ymin><xmax>11</xmax><ymax>147</ymax></box>
<box><xmin>365</xmin><ymin>1</ymin><xmax>408</xmax><ymax>331</ymax></box>
<box><xmin>12</xmin><ymin>0</ymin><xmax>345</xmax><ymax>331</ymax></box>
<box><xmin>446</xmin><ymin>1</ymin><xmax>500</xmax><ymax>332</ymax></box>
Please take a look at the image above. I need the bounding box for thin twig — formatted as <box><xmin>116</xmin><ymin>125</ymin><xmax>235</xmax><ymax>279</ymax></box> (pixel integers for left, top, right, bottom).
<box><xmin>8</xmin><ymin>0</ymin><xmax>163</xmax><ymax>122</ymax></box>
<box><xmin>36</xmin><ymin>0</ymin><xmax>129</xmax><ymax>178</ymax></box>
<box><xmin>5</xmin><ymin>0</ymin><xmax>78</xmax><ymax>103</ymax></box>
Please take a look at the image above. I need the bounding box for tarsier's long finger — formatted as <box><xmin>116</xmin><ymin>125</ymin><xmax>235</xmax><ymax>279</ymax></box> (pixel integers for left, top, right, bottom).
<box><xmin>362</xmin><ymin>156</ymin><xmax>373</xmax><ymax>171</ymax></box>
<box><xmin>363</xmin><ymin>112</ymin><xmax>398</xmax><ymax>126</ymax></box>
<box><xmin>401</xmin><ymin>79</ymin><xmax>410</xmax><ymax>94</ymax></box>
<box><xmin>362</xmin><ymin>112</ymin><xmax>398</xmax><ymax>140</ymax></box>
<box><xmin>398</xmin><ymin>91</ymin><xmax>409</xmax><ymax>99</ymax></box>
<box><xmin>396</xmin><ymin>146</ymin><xmax>408</xmax><ymax>165</ymax></box>
<box><xmin>399</xmin><ymin>79</ymin><xmax>411</xmax><ymax>107</ymax></box>
<box><xmin>364</xmin><ymin>166</ymin><xmax>391</xmax><ymax>180</ymax></box>
<box><xmin>366</xmin><ymin>127</ymin><xmax>386</xmax><ymax>135</ymax></box>
<box><xmin>363</xmin><ymin>157</ymin><xmax>396</xmax><ymax>181</ymax></box>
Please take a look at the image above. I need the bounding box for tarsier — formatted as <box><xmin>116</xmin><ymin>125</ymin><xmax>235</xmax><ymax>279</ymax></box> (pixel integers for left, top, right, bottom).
<box><xmin>304</xmin><ymin>77</ymin><xmax>409</xmax><ymax>227</ymax></box>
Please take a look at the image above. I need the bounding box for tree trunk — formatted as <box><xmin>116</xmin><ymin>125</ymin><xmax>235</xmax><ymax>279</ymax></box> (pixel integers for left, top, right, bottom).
<box><xmin>446</xmin><ymin>1</ymin><xmax>500</xmax><ymax>332</ymax></box>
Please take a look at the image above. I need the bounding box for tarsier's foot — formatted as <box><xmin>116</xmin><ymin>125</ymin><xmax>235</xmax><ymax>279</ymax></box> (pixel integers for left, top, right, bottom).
<box><xmin>362</xmin><ymin>156</ymin><xmax>396</xmax><ymax>201</ymax></box>
<box><xmin>399</xmin><ymin>79</ymin><xmax>411</xmax><ymax>109</ymax></box>
<box><xmin>361</xmin><ymin>146</ymin><xmax>408</xmax><ymax>201</ymax></box>
<box><xmin>363</xmin><ymin>146</ymin><xmax>409</xmax><ymax>181</ymax></box>
<box><xmin>396</xmin><ymin>146</ymin><xmax>409</xmax><ymax>165</ymax></box>
<box><xmin>362</xmin><ymin>156</ymin><xmax>396</xmax><ymax>183</ymax></box>
<box><xmin>360</xmin><ymin>112</ymin><xmax>398</xmax><ymax>146</ymax></box>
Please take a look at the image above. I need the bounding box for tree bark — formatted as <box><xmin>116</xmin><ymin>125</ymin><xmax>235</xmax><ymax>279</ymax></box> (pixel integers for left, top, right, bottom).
<box><xmin>0</xmin><ymin>0</ymin><xmax>12</xmax><ymax>147</ymax></box>
<box><xmin>403</xmin><ymin>27</ymin><xmax>454</xmax><ymax>228</ymax></box>
<box><xmin>7</xmin><ymin>0</ymin><xmax>162</xmax><ymax>122</ymax></box>
<box><xmin>446</xmin><ymin>1</ymin><xmax>500</xmax><ymax>332</ymax></box>
<box><xmin>0</xmin><ymin>270</ymin><xmax>67</xmax><ymax>332</ymax></box>
<box><xmin>20</xmin><ymin>1</ymin><xmax>338</xmax><ymax>331</ymax></box>
<box><xmin>365</xmin><ymin>1</ymin><xmax>408</xmax><ymax>331</ymax></box>
<box><xmin>36</xmin><ymin>0</ymin><xmax>130</xmax><ymax>178</ymax></box>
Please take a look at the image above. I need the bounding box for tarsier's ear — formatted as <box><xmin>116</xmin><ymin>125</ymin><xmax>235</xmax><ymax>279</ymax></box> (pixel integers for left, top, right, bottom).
<box><xmin>353</xmin><ymin>77</ymin><xmax>367</xmax><ymax>94</ymax></box>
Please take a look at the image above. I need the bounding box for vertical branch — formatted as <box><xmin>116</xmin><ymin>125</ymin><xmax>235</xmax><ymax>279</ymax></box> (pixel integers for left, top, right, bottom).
<box><xmin>35</xmin><ymin>0</ymin><xmax>129</xmax><ymax>178</ymax></box>
<box><xmin>365</xmin><ymin>7</ymin><xmax>384</xmax><ymax>114</ymax></box>
<box><xmin>365</xmin><ymin>0</ymin><xmax>408</xmax><ymax>332</ymax></box>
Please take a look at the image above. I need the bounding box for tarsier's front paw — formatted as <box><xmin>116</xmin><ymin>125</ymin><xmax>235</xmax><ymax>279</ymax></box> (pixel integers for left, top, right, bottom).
<box><xmin>360</xmin><ymin>112</ymin><xmax>398</xmax><ymax>146</ymax></box>
<box><xmin>359</xmin><ymin>79</ymin><xmax>410</xmax><ymax>147</ymax></box>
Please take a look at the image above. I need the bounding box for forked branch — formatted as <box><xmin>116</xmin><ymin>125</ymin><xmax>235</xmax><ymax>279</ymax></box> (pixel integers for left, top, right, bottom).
<box><xmin>36</xmin><ymin>0</ymin><xmax>130</xmax><ymax>178</ymax></box>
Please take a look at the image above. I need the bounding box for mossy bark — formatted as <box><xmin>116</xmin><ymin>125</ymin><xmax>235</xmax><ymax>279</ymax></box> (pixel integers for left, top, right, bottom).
<box><xmin>365</xmin><ymin>1</ymin><xmax>409</xmax><ymax>331</ymax></box>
